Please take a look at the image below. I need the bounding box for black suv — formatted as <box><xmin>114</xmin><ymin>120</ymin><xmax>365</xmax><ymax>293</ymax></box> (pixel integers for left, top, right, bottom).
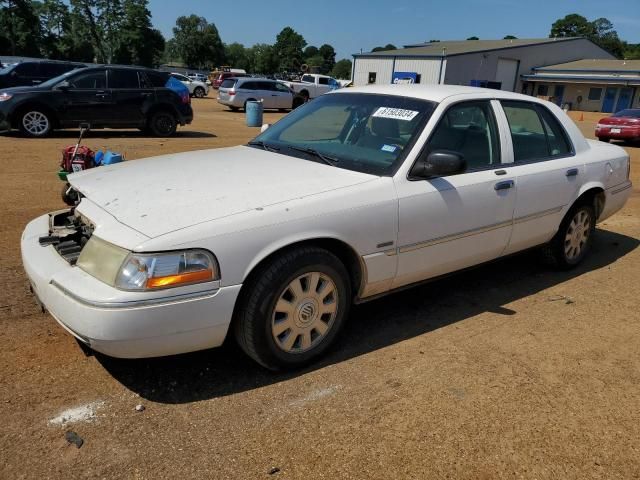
<box><xmin>0</xmin><ymin>60</ymin><xmax>86</xmax><ymax>89</ymax></box>
<box><xmin>0</xmin><ymin>66</ymin><xmax>193</xmax><ymax>137</ymax></box>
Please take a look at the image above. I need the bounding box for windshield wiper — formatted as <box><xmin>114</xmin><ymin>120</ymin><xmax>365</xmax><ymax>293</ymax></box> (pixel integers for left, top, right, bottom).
<box><xmin>247</xmin><ymin>140</ymin><xmax>280</xmax><ymax>152</ymax></box>
<box><xmin>287</xmin><ymin>146</ymin><xmax>339</xmax><ymax>166</ymax></box>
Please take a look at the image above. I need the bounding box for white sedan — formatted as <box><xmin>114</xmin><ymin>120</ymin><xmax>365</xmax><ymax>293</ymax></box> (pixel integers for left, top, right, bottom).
<box><xmin>170</xmin><ymin>72</ymin><xmax>209</xmax><ymax>98</ymax></box>
<box><xmin>21</xmin><ymin>85</ymin><xmax>632</xmax><ymax>370</ymax></box>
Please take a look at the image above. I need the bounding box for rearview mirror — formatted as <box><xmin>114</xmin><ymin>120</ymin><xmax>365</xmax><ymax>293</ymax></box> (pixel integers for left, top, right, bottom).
<box><xmin>260</xmin><ymin>123</ymin><xmax>271</xmax><ymax>133</ymax></box>
<box><xmin>411</xmin><ymin>150</ymin><xmax>466</xmax><ymax>178</ymax></box>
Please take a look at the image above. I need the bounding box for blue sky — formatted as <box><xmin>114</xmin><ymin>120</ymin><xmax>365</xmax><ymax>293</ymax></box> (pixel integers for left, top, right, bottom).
<box><xmin>148</xmin><ymin>0</ymin><xmax>640</xmax><ymax>59</ymax></box>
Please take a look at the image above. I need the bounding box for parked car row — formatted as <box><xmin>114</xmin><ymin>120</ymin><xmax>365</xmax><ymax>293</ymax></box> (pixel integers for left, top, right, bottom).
<box><xmin>0</xmin><ymin>65</ymin><xmax>193</xmax><ymax>137</ymax></box>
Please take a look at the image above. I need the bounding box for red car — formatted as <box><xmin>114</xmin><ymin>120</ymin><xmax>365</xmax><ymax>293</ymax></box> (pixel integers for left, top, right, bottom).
<box><xmin>595</xmin><ymin>109</ymin><xmax>640</xmax><ymax>143</ymax></box>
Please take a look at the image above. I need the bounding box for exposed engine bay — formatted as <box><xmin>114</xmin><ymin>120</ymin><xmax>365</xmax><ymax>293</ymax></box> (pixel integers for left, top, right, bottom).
<box><xmin>38</xmin><ymin>209</ymin><xmax>94</xmax><ymax>264</ymax></box>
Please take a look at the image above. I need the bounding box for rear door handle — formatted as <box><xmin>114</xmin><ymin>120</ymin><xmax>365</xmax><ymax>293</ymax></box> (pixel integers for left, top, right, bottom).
<box><xmin>566</xmin><ymin>168</ymin><xmax>579</xmax><ymax>177</ymax></box>
<box><xmin>494</xmin><ymin>180</ymin><xmax>515</xmax><ymax>191</ymax></box>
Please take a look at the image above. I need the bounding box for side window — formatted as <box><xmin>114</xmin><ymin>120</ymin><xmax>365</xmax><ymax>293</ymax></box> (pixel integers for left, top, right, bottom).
<box><xmin>109</xmin><ymin>69</ymin><xmax>140</xmax><ymax>89</ymax></box>
<box><xmin>318</xmin><ymin>77</ymin><xmax>329</xmax><ymax>85</ymax></box>
<box><xmin>142</xmin><ymin>71</ymin><xmax>169</xmax><ymax>87</ymax></box>
<box><xmin>501</xmin><ymin>101</ymin><xmax>571</xmax><ymax>162</ymax></box>
<box><xmin>301</xmin><ymin>74</ymin><xmax>314</xmax><ymax>83</ymax></box>
<box><xmin>68</xmin><ymin>70</ymin><xmax>107</xmax><ymax>89</ymax></box>
<box><xmin>537</xmin><ymin>105</ymin><xmax>572</xmax><ymax>156</ymax></box>
<box><xmin>275</xmin><ymin>83</ymin><xmax>290</xmax><ymax>93</ymax></box>
<box><xmin>427</xmin><ymin>101</ymin><xmax>501</xmax><ymax>170</ymax></box>
<box><xmin>257</xmin><ymin>81</ymin><xmax>274</xmax><ymax>91</ymax></box>
<box><xmin>240</xmin><ymin>81</ymin><xmax>255</xmax><ymax>90</ymax></box>
<box><xmin>14</xmin><ymin>63</ymin><xmax>39</xmax><ymax>77</ymax></box>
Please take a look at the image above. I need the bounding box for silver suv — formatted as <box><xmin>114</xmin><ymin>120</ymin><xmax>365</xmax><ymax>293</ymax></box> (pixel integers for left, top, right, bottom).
<box><xmin>217</xmin><ymin>77</ymin><xmax>294</xmax><ymax>111</ymax></box>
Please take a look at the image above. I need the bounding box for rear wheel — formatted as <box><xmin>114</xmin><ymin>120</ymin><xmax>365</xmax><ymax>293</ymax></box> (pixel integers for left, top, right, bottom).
<box><xmin>542</xmin><ymin>203</ymin><xmax>595</xmax><ymax>269</ymax></box>
<box><xmin>148</xmin><ymin>111</ymin><xmax>177</xmax><ymax>136</ymax></box>
<box><xmin>19</xmin><ymin>109</ymin><xmax>53</xmax><ymax>137</ymax></box>
<box><xmin>234</xmin><ymin>247</ymin><xmax>351</xmax><ymax>370</ymax></box>
<box><xmin>292</xmin><ymin>97</ymin><xmax>305</xmax><ymax>109</ymax></box>
<box><xmin>193</xmin><ymin>87</ymin><xmax>205</xmax><ymax>98</ymax></box>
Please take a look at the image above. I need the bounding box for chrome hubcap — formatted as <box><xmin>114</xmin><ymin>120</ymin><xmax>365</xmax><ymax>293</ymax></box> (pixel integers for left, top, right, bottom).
<box><xmin>564</xmin><ymin>209</ymin><xmax>591</xmax><ymax>260</ymax></box>
<box><xmin>22</xmin><ymin>111</ymin><xmax>49</xmax><ymax>135</ymax></box>
<box><xmin>271</xmin><ymin>272</ymin><xmax>339</xmax><ymax>353</ymax></box>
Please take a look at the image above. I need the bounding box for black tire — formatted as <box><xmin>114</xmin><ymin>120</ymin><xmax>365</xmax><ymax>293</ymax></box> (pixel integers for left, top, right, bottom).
<box><xmin>542</xmin><ymin>203</ymin><xmax>596</xmax><ymax>269</ymax></box>
<box><xmin>599</xmin><ymin>137</ymin><xmax>610</xmax><ymax>143</ymax></box>
<box><xmin>229</xmin><ymin>106</ymin><xmax>239</xmax><ymax>112</ymax></box>
<box><xmin>234</xmin><ymin>247</ymin><xmax>351</xmax><ymax>370</ymax></box>
<box><xmin>292</xmin><ymin>97</ymin><xmax>305</xmax><ymax>109</ymax></box>
<box><xmin>300</xmin><ymin>90</ymin><xmax>310</xmax><ymax>101</ymax></box>
<box><xmin>193</xmin><ymin>87</ymin><xmax>205</xmax><ymax>98</ymax></box>
<box><xmin>18</xmin><ymin>108</ymin><xmax>53</xmax><ymax>138</ymax></box>
<box><xmin>148</xmin><ymin>111</ymin><xmax>177</xmax><ymax>137</ymax></box>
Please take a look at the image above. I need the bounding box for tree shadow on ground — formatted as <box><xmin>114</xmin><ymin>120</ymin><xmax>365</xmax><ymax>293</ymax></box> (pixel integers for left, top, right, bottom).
<box><xmin>97</xmin><ymin>229</ymin><xmax>639</xmax><ymax>404</ymax></box>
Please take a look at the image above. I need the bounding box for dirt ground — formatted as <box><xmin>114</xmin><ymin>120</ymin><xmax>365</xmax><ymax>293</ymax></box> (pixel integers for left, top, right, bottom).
<box><xmin>0</xmin><ymin>96</ymin><xmax>639</xmax><ymax>480</ymax></box>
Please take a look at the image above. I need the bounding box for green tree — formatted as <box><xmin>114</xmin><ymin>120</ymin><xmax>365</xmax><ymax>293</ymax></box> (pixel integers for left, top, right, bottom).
<box><xmin>318</xmin><ymin>43</ymin><xmax>335</xmax><ymax>74</ymax></box>
<box><xmin>172</xmin><ymin>15</ymin><xmax>224</xmax><ymax>68</ymax></box>
<box><xmin>273</xmin><ymin>26</ymin><xmax>306</xmax><ymax>72</ymax></box>
<box><xmin>225</xmin><ymin>42</ymin><xmax>249</xmax><ymax>70</ymax></box>
<box><xmin>0</xmin><ymin>0</ymin><xmax>42</xmax><ymax>56</ymax></box>
<box><xmin>550</xmin><ymin>14</ymin><xmax>624</xmax><ymax>58</ymax></box>
<box><xmin>114</xmin><ymin>0</ymin><xmax>164</xmax><ymax>66</ymax></box>
<box><xmin>250</xmin><ymin>43</ymin><xmax>277</xmax><ymax>74</ymax></box>
<box><xmin>70</xmin><ymin>0</ymin><xmax>124</xmax><ymax>63</ymax></box>
<box><xmin>303</xmin><ymin>45</ymin><xmax>318</xmax><ymax>60</ymax></box>
<box><xmin>331</xmin><ymin>58</ymin><xmax>352</xmax><ymax>79</ymax></box>
<box><xmin>371</xmin><ymin>43</ymin><xmax>396</xmax><ymax>52</ymax></box>
<box><xmin>503</xmin><ymin>35</ymin><xmax>517</xmax><ymax>39</ymax></box>
<box><xmin>623</xmin><ymin>43</ymin><xmax>640</xmax><ymax>60</ymax></box>
<box><xmin>305</xmin><ymin>55</ymin><xmax>324</xmax><ymax>70</ymax></box>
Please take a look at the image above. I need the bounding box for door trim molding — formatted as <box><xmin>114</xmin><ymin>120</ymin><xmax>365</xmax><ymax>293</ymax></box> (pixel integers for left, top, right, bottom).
<box><xmin>397</xmin><ymin>204</ymin><xmax>565</xmax><ymax>254</ymax></box>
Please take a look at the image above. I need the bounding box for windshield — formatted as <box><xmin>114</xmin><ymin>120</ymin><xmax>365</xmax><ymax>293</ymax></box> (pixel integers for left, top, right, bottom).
<box><xmin>251</xmin><ymin>92</ymin><xmax>436</xmax><ymax>175</ymax></box>
<box><xmin>613</xmin><ymin>109</ymin><xmax>640</xmax><ymax>118</ymax></box>
<box><xmin>0</xmin><ymin>64</ymin><xmax>15</xmax><ymax>74</ymax></box>
<box><xmin>38</xmin><ymin>68</ymin><xmax>85</xmax><ymax>88</ymax></box>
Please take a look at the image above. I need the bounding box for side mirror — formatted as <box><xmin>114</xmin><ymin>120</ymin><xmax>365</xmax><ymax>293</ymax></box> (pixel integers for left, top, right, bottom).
<box><xmin>56</xmin><ymin>80</ymin><xmax>70</xmax><ymax>91</ymax></box>
<box><xmin>260</xmin><ymin>123</ymin><xmax>271</xmax><ymax>133</ymax></box>
<box><xmin>411</xmin><ymin>150</ymin><xmax>466</xmax><ymax>178</ymax></box>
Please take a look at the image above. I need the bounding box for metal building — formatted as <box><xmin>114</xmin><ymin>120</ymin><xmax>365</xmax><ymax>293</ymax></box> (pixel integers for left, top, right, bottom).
<box><xmin>352</xmin><ymin>38</ymin><xmax>613</xmax><ymax>94</ymax></box>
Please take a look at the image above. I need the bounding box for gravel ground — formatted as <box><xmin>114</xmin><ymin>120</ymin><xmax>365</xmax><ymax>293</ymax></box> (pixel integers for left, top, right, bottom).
<box><xmin>0</xmin><ymin>98</ymin><xmax>638</xmax><ymax>479</ymax></box>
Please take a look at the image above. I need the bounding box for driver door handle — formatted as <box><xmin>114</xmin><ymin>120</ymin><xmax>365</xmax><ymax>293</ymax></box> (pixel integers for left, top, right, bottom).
<box><xmin>566</xmin><ymin>168</ymin><xmax>579</xmax><ymax>177</ymax></box>
<box><xmin>494</xmin><ymin>180</ymin><xmax>515</xmax><ymax>191</ymax></box>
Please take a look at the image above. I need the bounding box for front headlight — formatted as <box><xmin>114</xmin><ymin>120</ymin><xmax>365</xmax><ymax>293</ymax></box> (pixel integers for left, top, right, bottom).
<box><xmin>115</xmin><ymin>250</ymin><xmax>219</xmax><ymax>291</ymax></box>
<box><xmin>77</xmin><ymin>236</ymin><xmax>219</xmax><ymax>291</ymax></box>
<box><xmin>0</xmin><ymin>92</ymin><xmax>12</xmax><ymax>102</ymax></box>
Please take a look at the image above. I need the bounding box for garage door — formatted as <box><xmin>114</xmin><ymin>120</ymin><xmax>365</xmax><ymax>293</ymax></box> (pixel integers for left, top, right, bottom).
<box><xmin>495</xmin><ymin>58</ymin><xmax>519</xmax><ymax>92</ymax></box>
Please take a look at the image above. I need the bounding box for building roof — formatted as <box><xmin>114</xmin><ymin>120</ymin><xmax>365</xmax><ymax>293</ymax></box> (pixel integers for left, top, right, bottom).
<box><xmin>356</xmin><ymin>38</ymin><xmax>584</xmax><ymax>58</ymax></box>
<box><xmin>534</xmin><ymin>59</ymin><xmax>640</xmax><ymax>73</ymax></box>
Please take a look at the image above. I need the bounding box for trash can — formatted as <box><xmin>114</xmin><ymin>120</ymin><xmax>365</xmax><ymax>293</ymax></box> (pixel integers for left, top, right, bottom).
<box><xmin>246</xmin><ymin>100</ymin><xmax>263</xmax><ymax>127</ymax></box>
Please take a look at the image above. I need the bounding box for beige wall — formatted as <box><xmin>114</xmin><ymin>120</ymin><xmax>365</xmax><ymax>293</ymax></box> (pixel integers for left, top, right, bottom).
<box><xmin>530</xmin><ymin>82</ymin><xmax>640</xmax><ymax>112</ymax></box>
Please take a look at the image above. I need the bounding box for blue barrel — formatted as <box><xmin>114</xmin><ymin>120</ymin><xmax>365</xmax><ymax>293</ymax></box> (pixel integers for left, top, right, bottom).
<box><xmin>246</xmin><ymin>100</ymin><xmax>263</xmax><ymax>127</ymax></box>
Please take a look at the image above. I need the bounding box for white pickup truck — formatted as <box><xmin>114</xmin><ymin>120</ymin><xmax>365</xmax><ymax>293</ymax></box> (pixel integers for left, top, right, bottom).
<box><xmin>283</xmin><ymin>73</ymin><xmax>341</xmax><ymax>100</ymax></box>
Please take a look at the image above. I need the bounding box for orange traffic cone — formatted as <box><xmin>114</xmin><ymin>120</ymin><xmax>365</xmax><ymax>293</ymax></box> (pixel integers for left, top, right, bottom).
<box><xmin>579</xmin><ymin>112</ymin><xmax>584</xmax><ymax>121</ymax></box>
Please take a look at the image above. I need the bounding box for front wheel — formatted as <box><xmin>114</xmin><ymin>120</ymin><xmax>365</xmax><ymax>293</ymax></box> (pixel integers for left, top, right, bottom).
<box><xmin>148</xmin><ymin>111</ymin><xmax>177</xmax><ymax>136</ymax></box>
<box><xmin>193</xmin><ymin>87</ymin><xmax>205</xmax><ymax>98</ymax></box>
<box><xmin>543</xmin><ymin>203</ymin><xmax>596</xmax><ymax>269</ymax></box>
<box><xmin>234</xmin><ymin>247</ymin><xmax>351</xmax><ymax>370</ymax></box>
<box><xmin>19</xmin><ymin>109</ymin><xmax>53</xmax><ymax>137</ymax></box>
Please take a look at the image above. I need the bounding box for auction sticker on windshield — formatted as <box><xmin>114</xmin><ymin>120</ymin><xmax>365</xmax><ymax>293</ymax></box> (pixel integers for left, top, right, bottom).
<box><xmin>372</xmin><ymin>107</ymin><xmax>419</xmax><ymax>121</ymax></box>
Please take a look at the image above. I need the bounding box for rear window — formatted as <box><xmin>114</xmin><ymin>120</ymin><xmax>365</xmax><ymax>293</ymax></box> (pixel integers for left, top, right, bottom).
<box><xmin>220</xmin><ymin>79</ymin><xmax>237</xmax><ymax>89</ymax></box>
<box><xmin>143</xmin><ymin>71</ymin><xmax>169</xmax><ymax>88</ymax></box>
<box><xmin>13</xmin><ymin>63</ymin><xmax>39</xmax><ymax>76</ymax></box>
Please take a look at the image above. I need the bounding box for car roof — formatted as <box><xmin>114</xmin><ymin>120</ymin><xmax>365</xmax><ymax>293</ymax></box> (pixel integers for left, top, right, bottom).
<box><xmin>335</xmin><ymin>84</ymin><xmax>541</xmax><ymax>103</ymax></box>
